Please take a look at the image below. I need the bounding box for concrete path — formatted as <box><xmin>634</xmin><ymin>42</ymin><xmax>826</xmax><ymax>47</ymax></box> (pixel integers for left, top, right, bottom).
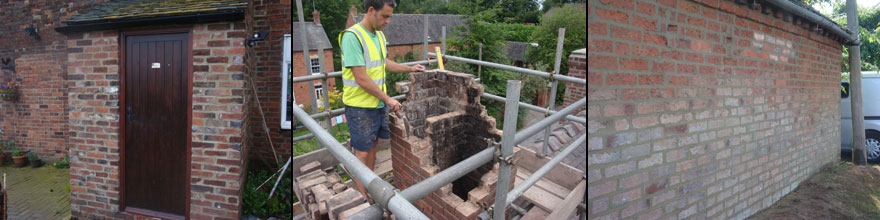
<box><xmin>0</xmin><ymin>163</ymin><xmax>70</xmax><ymax>220</ymax></box>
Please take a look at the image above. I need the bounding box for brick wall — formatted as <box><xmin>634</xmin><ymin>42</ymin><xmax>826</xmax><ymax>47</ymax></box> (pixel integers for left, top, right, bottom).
<box><xmin>247</xmin><ymin>0</ymin><xmax>294</xmax><ymax>162</ymax></box>
<box><xmin>587</xmin><ymin>0</ymin><xmax>842</xmax><ymax>219</ymax></box>
<box><xmin>190</xmin><ymin>21</ymin><xmax>249</xmax><ymax>220</ymax></box>
<box><xmin>563</xmin><ymin>48</ymin><xmax>586</xmax><ymax>111</ymax></box>
<box><xmin>67</xmin><ymin>21</ymin><xmax>248</xmax><ymax>219</ymax></box>
<box><xmin>390</xmin><ymin>70</ymin><xmax>514</xmax><ymax>220</ymax></box>
<box><xmin>0</xmin><ymin>0</ymin><xmax>108</xmax><ymax>158</ymax></box>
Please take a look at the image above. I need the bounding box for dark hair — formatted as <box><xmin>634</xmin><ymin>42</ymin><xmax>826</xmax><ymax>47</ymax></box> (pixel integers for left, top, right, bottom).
<box><xmin>365</xmin><ymin>0</ymin><xmax>396</xmax><ymax>12</ymax></box>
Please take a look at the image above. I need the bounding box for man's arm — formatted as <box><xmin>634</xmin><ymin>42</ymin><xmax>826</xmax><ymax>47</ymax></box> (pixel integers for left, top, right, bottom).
<box><xmin>385</xmin><ymin>59</ymin><xmax>425</xmax><ymax>73</ymax></box>
<box><xmin>350</xmin><ymin>65</ymin><xmax>396</xmax><ymax>109</ymax></box>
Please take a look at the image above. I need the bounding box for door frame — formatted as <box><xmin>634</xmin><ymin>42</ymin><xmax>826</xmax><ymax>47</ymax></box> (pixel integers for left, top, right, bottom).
<box><xmin>118</xmin><ymin>26</ymin><xmax>193</xmax><ymax>220</ymax></box>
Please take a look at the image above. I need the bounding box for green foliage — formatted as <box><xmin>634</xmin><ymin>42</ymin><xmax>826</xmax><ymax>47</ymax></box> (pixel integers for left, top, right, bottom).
<box><xmin>525</xmin><ymin>4</ymin><xmax>586</xmax><ymax>77</ymax></box>
<box><xmin>27</xmin><ymin>151</ymin><xmax>37</xmax><ymax>161</ymax></box>
<box><xmin>817</xmin><ymin>0</ymin><xmax>880</xmax><ymax>72</ymax></box>
<box><xmin>293</xmin><ymin>0</ymin><xmax>362</xmax><ymax>52</ymax></box>
<box><xmin>242</xmin><ymin>168</ymin><xmax>293</xmax><ymax>219</ymax></box>
<box><xmin>10</xmin><ymin>146</ymin><xmax>23</xmax><ymax>157</ymax></box>
<box><xmin>53</xmin><ymin>156</ymin><xmax>69</xmax><ymax>169</ymax></box>
<box><xmin>541</xmin><ymin>0</ymin><xmax>586</xmax><ymax>12</ymax></box>
<box><xmin>292</xmin><ymin>123</ymin><xmax>351</xmax><ymax>157</ymax></box>
<box><xmin>525</xmin><ymin>4</ymin><xmax>585</xmax><ymax>105</ymax></box>
<box><xmin>486</xmin><ymin>23</ymin><xmax>538</xmax><ymax>42</ymax></box>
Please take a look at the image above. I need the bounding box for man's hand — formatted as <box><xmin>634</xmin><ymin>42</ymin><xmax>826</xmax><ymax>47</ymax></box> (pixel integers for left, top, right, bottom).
<box><xmin>409</xmin><ymin>64</ymin><xmax>425</xmax><ymax>72</ymax></box>
<box><xmin>386</xmin><ymin>98</ymin><xmax>402</xmax><ymax>113</ymax></box>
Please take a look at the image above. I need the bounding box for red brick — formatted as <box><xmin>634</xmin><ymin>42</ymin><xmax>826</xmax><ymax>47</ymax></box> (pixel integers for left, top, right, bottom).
<box><xmin>636</xmin><ymin>1</ymin><xmax>655</xmax><ymax>16</ymax></box>
<box><xmin>600</xmin><ymin>0</ymin><xmax>634</xmax><ymax>10</ymax></box>
<box><xmin>588</xmin><ymin>54</ymin><xmax>618</xmax><ymax>70</ymax></box>
<box><xmin>639</xmin><ymin>74</ymin><xmax>663</xmax><ymax>85</ymax></box>
<box><xmin>692</xmin><ymin>40</ymin><xmax>712</xmax><ymax>52</ymax></box>
<box><xmin>632</xmin><ymin>44</ymin><xmax>659</xmax><ymax>57</ymax></box>
<box><xmin>611</xmin><ymin>25</ymin><xmax>642</xmax><ymax>42</ymax></box>
<box><xmin>632</xmin><ymin>15</ymin><xmax>656</xmax><ymax>31</ymax></box>
<box><xmin>620</xmin><ymin>88</ymin><xmax>650</xmax><ymax>100</ymax></box>
<box><xmin>621</xmin><ymin>58</ymin><xmax>650</xmax><ymax>71</ymax></box>
<box><xmin>644</xmin><ymin>33</ymin><xmax>667</xmax><ymax>46</ymax></box>
<box><xmin>588</xmin><ymin>72</ymin><xmax>603</xmax><ymax>85</ymax></box>
<box><xmin>589</xmin><ymin>21</ymin><xmax>609</xmax><ymax>36</ymax></box>
<box><xmin>588</xmin><ymin>38</ymin><xmax>614</xmax><ymax>53</ymax></box>
<box><xmin>607</xmin><ymin>73</ymin><xmax>637</xmax><ymax>85</ymax></box>
<box><xmin>596</xmin><ymin>8</ymin><xmax>629</xmax><ymax>24</ymax></box>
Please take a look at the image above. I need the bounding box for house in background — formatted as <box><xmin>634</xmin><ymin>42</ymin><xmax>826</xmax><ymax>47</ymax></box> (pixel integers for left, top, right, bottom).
<box><xmin>289</xmin><ymin>19</ymin><xmax>335</xmax><ymax>108</ymax></box>
<box><xmin>0</xmin><ymin>0</ymin><xmax>297</xmax><ymax>218</ymax></box>
<box><xmin>346</xmin><ymin>7</ymin><xmax>466</xmax><ymax>60</ymax></box>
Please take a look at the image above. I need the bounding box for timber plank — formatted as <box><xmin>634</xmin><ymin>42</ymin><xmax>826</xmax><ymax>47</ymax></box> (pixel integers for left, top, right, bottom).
<box><xmin>546</xmin><ymin>180</ymin><xmax>586</xmax><ymax>220</ymax></box>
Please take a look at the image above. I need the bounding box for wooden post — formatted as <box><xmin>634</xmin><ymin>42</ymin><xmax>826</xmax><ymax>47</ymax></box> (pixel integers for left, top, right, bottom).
<box><xmin>847</xmin><ymin>0</ymin><xmax>867</xmax><ymax>165</ymax></box>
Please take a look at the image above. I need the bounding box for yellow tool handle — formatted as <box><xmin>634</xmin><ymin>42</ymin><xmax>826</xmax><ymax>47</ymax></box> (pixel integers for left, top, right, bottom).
<box><xmin>435</xmin><ymin>47</ymin><xmax>445</xmax><ymax>70</ymax></box>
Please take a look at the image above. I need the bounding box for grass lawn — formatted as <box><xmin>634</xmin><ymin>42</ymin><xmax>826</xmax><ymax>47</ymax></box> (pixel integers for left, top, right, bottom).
<box><xmin>293</xmin><ymin>122</ymin><xmax>351</xmax><ymax>157</ymax></box>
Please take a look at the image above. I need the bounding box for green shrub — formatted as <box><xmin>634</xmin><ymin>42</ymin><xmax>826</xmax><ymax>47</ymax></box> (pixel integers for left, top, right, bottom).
<box><xmin>242</xmin><ymin>168</ymin><xmax>293</xmax><ymax>219</ymax></box>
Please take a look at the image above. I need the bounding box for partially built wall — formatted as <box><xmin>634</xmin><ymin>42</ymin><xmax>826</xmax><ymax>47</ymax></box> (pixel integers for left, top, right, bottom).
<box><xmin>588</xmin><ymin>0</ymin><xmax>842</xmax><ymax>219</ymax></box>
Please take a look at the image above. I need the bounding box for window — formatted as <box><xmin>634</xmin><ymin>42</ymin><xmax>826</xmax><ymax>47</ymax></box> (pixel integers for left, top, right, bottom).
<box><xmin>842</xmin><ymin>82</ymin><xmax>850</xmax><ymax>99</ymax></box>
<box><xmin>315</xmin><ymin>85</ymin><xmax>325</xmax><ymax>108</ymax></box>
<box><xmin>310</xmin><ymin>58</ymin><xmax>321</xmax><ymax>75</ymax></box>
<box><xmin>281</xmin><ymin>34</ymin><xmax>293</xmax><ymax>129</ymax></box>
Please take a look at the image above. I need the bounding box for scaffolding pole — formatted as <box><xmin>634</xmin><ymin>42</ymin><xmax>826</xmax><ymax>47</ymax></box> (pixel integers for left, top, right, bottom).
<box><xmin>540</xmin><ymin>28</ymin><xmax>565</xmax><ymax>157</ymax></box>
<box><xmin>291</xmin><ymin>104</ymin><xmax>429</xmax><ymax>219</ymax></box>
<box><xmin>428</xmin><ymin>52</ymin><xmax>586</xmax><ymax>84</ymax></box>
<box><xmin>514</xmin><ymin>98</ymin><xmax>586</xmax><ymax>145</ymax></box>
<box><xmin>292</xmin><ymin>60</ymin><xmax>434</xmax><ymax>83</ymax></box>
<box><xmin>295</xmin><ymin>0</ymin><xmax>321</xmax><ymax>149</ymax></box>
<box><xmin>482</xmin><ymin>92</ymin><xmax>585</xmax><ymax>124</ymax></box>
<box><xmin>505</xmin><ymin>134</ymin><xmax>586</xmax><ymax>206</ymax></box>
<box><xmin>493</xmin><ymin>80</ymin><xmax>522</xmax><ymax>220</ymax></box>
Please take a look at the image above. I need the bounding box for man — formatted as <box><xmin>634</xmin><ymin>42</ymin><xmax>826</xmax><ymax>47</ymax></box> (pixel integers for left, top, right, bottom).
<box><xmin>339</xmin><ymin>0</ymin><xmax>425</xmax><ymax>200</ymax></box>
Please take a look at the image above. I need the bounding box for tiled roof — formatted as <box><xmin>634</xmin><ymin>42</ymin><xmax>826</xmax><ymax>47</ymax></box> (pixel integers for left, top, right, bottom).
<box><xmin>291</xmin><ymin>22</ymin><xmax>332</xmax><ymax>52</ymax></box>
<box><xmin>352</xmin><ymin>14</ymin><xmax>466</xmax><ymax>46</ymax></box>
<box><xmin>64</xmin><ymin>0</ymin><xmax>247</xmax><ymax>24</ymax></box>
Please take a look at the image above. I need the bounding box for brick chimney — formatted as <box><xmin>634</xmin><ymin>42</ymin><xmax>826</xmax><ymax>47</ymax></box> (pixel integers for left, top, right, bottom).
<box><xmin>312</xmin><ymin>10</ymin><xmax>321</xmax><ymax>25</ymax></box>
<box><xmin>346</xmin><ymin>5</ymin><xmax>358</xmax><ymax>28</ymax></box>
<box><xmin>390</xmin><ymin>70</ymin><xmax>515</xmax><ymax>220</ymax></box>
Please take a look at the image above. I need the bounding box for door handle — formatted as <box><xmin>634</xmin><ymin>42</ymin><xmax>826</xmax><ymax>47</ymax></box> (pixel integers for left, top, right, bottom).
<box><xmin>127</xmin><ymin>107</ymin><xmax>133</xmax><ymax>122</ymax></box>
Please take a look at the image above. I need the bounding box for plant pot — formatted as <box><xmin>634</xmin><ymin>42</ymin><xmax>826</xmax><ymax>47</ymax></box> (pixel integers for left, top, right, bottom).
<box><xmin>29</xmin><ymin>159</ymin><xmax>41</xmax><ymax>168</ymax></box>
<box><xmin>12</xmin><ymin>156</ymin><xmax>26</xmax><ymax>167</ymax></box>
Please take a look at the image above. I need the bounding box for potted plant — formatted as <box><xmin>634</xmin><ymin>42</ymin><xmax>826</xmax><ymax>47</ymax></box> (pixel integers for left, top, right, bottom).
<box><xmin>27</xmin><ymin>152</ymin><xmax>41</xmax><ymax>168</ymax></box>
<box><xmin>10</xmin><ymin>147</ymin><xmax>25</xmax><ymax>167</ymax></box>
<box><xmin>0</xmin><ymin>82</ymin><xmax>18</xmax><ymax>101</ymax></box>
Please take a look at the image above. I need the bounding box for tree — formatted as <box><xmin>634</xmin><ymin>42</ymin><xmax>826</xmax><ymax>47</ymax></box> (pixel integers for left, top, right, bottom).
<box><xmin>293</xmin><ymin>0</ymin><xmax>361</xmax><ymax>52</ymax></box>
<box><xmin>525</xmin><ymin>3</ymin><xmax>586</xmax><ymax>104</ymax></box>
<box><xmin>541</xmin><ymin>0</ymin><xmax>585</xmax><ymax>12</ymax></box>
<box><xmin>497</xmin><ymin>0</ymin><xmax>541</xmax><ymax>23</ymax></box>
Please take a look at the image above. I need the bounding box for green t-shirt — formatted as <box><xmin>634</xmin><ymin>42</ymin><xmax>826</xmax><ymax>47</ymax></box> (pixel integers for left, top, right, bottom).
<box><xmin>341</xmin><ymin>24</ymin><xmax>385</xmax><ymax>108</ymax></box>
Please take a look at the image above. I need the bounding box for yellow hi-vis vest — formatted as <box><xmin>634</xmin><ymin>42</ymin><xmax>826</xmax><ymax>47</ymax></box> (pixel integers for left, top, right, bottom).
<box><xmin>339</xmin><ymin>24</ymin><xmax>388</xmax><ymax>108</ymax></box>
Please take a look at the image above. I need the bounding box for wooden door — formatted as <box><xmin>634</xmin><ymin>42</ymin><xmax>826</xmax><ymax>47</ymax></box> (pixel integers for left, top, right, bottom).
<box><xmin>123</xmin><ymin>32</ymin><xmax>189</xmax><ymax>217</ymax></box>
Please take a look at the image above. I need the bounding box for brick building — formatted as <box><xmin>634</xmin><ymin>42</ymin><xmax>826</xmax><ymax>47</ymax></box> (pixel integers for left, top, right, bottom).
<box><xmin>0</xmin><ymin>0</ymin><xmax>295</xmax><ymax>219</ymax></box>
<box><xmin>289</xmin><ymin>20</ymin><xmax>336</xmax><ymax>107</ymax></box>
<box><xmin>588</xmin><ymin>0</ymin><xmax>847</xmax><ymax>219</ymax></box>
<box><xmin>389</xmin><ymin>69</ymin><xmax>513</xmax><ymax>220</ymax></box>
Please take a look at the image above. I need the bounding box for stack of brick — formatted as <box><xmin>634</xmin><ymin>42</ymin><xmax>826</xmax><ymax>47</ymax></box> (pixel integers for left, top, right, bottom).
<box><xmin>295</xmin><ymin>161</ymin><xmax>370</xmax><ymax>220</ymax></box>
<box><xmin>390</xmin><ymin>70</ymin><xmax>515</xmax><ymax>220</ymax></box>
